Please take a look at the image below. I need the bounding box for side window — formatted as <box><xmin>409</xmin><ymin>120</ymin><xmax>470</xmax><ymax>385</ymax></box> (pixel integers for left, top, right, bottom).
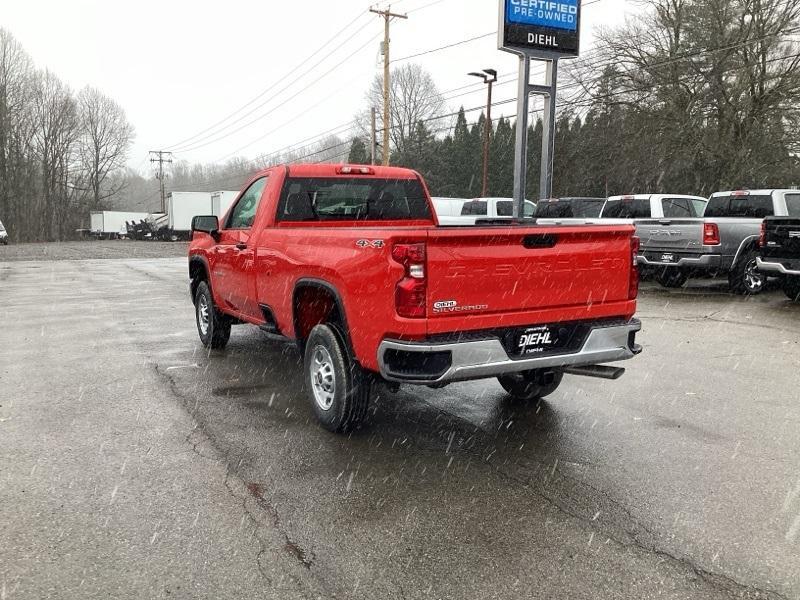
<box><xmin>461</xmin><ymin>201</ymin><xmax>488</xmax><ymax>216</ymax></box>
<box><xmin>226</xmin><ymin>177</ymin><xmax>268</xmax><ymax>229</ymax></box>
<box><xmin>496</xmin><ymin>201</ymin><xmax>513</xmax><ymax>217</ymax></box>
<box><xmin>662</xmin><ymin>198</ymin><xmax>693</xmax><ymax>218</ymax></box>
<box><xmin>691</xmin><ymin>199</ymin><xmax>707</xmax><ymax>217</ymax></box>
<box><xmin>785</xmin><ymin>194</ymin><xmax>800</xmax><ymax>217</ymax></box>
<box><xmin>523</xmin><ymin>202</ymin><xmax>536</xmax><ymax>218</ymax></box>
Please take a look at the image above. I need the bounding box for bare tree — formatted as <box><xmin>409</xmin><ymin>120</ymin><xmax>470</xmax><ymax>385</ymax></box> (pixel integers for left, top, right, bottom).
<box><xmin>30</xmin><ymin>70</ymin><xmax>79</xmax><ymax>240</ymax></box>
<box><xmin>0</xmin><ymin>28</ymin><xmax>35</xmax><ymax>241</ymax></box>
<box><xmin>366</xmin><ymin>63</ymin><xmax>445</xmax><ymax>156</ymax></box>
<box><xmin>77</xmin><ymin>86</ymin><xmax>134</xmax><ymax>209</ymax></box>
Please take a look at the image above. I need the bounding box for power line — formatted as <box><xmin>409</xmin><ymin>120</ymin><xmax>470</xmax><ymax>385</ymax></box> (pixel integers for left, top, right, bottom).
<box><xmin>161</xmin><ymin>10</ymin><xmax>369</xmax><ymax>151</ymax></box>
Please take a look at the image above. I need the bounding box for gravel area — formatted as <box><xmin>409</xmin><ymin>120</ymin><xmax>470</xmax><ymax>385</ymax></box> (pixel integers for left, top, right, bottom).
<box><xmin>0</xmin><ymin>240</ymin><xmax>189</xmax><ymax>261</ymax></box>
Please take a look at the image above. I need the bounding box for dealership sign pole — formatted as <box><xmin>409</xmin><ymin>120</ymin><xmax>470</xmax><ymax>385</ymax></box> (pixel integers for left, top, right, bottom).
<box><xmin>499</xmin><ymin>0</ymin><xmax>581</xmax><ymax>218</ymax></box>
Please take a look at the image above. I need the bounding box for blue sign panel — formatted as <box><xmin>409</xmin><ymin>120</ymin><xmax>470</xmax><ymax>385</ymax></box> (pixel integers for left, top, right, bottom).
<box><xmin>506</xmin><ymin>0</ymin><xmax>579</xmax><ymax>32</ymax></box>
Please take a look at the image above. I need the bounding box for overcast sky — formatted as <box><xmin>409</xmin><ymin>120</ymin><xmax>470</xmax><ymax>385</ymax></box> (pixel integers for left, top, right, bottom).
<box><xmin>3</xmin><ymin>0</ymin><xmax>637</xmax><ymax>175</ymax></box>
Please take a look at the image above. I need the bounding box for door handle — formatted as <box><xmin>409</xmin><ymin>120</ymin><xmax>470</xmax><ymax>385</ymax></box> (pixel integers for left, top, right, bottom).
<box><xmin>235</xmin><ymin>243</ymin><xmax>248</xmax><ymax>251</ymax></box>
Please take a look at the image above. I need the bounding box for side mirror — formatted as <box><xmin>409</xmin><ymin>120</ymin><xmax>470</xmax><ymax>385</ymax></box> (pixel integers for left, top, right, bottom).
<box><xmin>191</xmin><ymin>215</ymin><xmax>220</xmax><ymax>241</ymax></box>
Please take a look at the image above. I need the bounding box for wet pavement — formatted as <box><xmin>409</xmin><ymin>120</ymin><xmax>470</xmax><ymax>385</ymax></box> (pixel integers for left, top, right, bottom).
<box><xmin>1</xmin><ymin>256</ymin><xmax>799</xmax><ymax>599</ymax></box>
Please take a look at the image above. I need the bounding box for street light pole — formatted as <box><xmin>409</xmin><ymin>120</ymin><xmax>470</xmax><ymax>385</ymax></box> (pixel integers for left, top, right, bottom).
<box><xmin>468</xmin><ymin>69</ymin><xmax>498</xmax><ymax>198</ymax></box>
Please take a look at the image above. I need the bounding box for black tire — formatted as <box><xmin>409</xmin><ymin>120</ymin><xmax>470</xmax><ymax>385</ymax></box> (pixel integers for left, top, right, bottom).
<box><xmin>656</xmin><ymin>268</ymin><xmax>689</xmax><ymax>288</ymax></box>
<box><xmin>194</xmin><ymin>281</ymin><xmax>231</xmax><ymax>349</ymax></box>
<box><xmin>784</xmin><ymin>277</ymin><xmax>800</xmax><ymax>302</ymax></box>
<box><xmin>304</xmin><ymin>324</ymin><xmax>371</xmax><ymax>433</ymax></box>
<box><xmin>498</xmin><ymin>369</ymin><xmax>564</xmax><ymax>401</ymax></box>
<box><xmin>729</xmin><ymin>249</ymin><xmax>766</xmax><ymax>295</ymax></box>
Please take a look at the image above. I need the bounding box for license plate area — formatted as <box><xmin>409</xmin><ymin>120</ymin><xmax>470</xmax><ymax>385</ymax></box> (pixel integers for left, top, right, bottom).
<box><xmin>661</xmin><ymin>253</ymin><xmax>676</xmax><ymax>263</ymax></box>
<box><xmin>503</xmin><ymin>323</ymin><xmax>591</xmax><ymax>358</ymax></box>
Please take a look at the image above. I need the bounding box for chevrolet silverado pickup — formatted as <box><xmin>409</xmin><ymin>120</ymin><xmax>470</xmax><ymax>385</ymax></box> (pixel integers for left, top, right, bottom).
<box><xmin>757</xmin><ymin>191</ymin><xmax>800</xmax><ymax>300</ymax></box>
<box><xmin>187</xmin><ymin>164</ymin><xmax>642</xmax><ymax>433</ymax></box>
<box><xmin>633</xmin><ymin>190</ymin><xmax>796</xmax><ymax>293</ymax></box>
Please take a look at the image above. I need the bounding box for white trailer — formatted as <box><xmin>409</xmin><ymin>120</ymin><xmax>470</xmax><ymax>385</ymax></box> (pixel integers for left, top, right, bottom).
<box><xmin>211</xmin><ymin>191</ymin><xmax>240</xmax><ymax>220</ymax></box>
<box><xmin>161</xmin><ymin>192</ymin><xmax>214</xmax><ymax>240</ymax></box>
<box><xmin>89</xmin><ymin>211</ymin><xmax>150</xmax><ymax>239</ymax></box>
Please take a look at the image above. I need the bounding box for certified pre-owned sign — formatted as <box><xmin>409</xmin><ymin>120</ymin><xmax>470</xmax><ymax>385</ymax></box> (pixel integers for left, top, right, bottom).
<box><xmin>499</xmin><ymin>0</ymin><xmax>581</xmax><ymax>56</ymax></box>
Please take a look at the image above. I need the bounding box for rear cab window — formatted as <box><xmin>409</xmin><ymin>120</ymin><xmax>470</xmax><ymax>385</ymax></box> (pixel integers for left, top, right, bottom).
<box><xmin>276</xmin><ymin>177</ymin><xmax>432</xmax><ymax>222</ymax></box>
<box><xmin>601</xmin><ymin>198</ymin><xmax>651</xmax><ymax>219</ymax></box>
<box><xmin>705</xmin><ymin>194</ymin><xmax>774</xmax><ymax>218</ymax></box>
<box><xmin>661</xmin><ymin>197</ymin><xmax>703</xmax><ymax>218</ymax></box>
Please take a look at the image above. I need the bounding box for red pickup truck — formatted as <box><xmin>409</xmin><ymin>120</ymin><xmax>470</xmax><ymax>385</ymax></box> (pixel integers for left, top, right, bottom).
<box><xmin>188</xmin><ymin>164</ymin><xmax>642</xmax><ymax>433</ymax></box>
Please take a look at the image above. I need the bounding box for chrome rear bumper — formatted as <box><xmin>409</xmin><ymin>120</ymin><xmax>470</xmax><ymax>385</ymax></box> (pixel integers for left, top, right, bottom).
<box><xmin>756</xmin><ymin>257</ymin><xmax>800</xmax><ymax>276</ymax></box>
<box><xmin>378</xmin><ymin>319</ymin><xmax>642</xmax><ymax>385</ymax></box>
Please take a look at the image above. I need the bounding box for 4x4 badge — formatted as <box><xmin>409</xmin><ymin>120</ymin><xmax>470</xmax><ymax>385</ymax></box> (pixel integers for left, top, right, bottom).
<box><xmin>356</xmin><ymin>240</ymin><xmax>385</xmax><ymax>248</ymax></box>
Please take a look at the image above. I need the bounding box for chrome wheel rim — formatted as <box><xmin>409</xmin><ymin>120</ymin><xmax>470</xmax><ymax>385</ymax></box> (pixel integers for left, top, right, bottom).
<box><xmin>310</xmin><ymin>346</ymin><xmax>335</xmax><ymax>411</ymax></box>
<box><xmin>197</xmin><ymin>295</ymin><xmax>210</xmax><ymax>336</ymax></box>
<box><xmin>744</xmin><ymin>259</ymin><xmax>764</xmax><ymax>292</ymax></box>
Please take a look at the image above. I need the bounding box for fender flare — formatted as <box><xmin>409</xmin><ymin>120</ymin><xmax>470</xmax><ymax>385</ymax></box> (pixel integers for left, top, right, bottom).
<box><xmin>188</xmin><ymin>255</ymin><xmax>211</xmax><ymax>300</ymax></box>
<box><xmin>731</xmin><ymin>235</ymin><xmax>760</xmax><ymax>268</ymax></box>
<box><xmin>292</xmin><ymin>278</ymin><xmax>354</xmax><ymax>355</ymax></box>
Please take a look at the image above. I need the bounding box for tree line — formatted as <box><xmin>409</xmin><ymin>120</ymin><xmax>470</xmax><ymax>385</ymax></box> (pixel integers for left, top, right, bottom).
<box><xmin>0</xmin><ymin>29</ymin><xmax>134</xmax><ymax>242</ymax></box>
<box><xmin>350</xmin><ymin>0</ymin><xmax>800</xmax><ymax>199</ymax></box>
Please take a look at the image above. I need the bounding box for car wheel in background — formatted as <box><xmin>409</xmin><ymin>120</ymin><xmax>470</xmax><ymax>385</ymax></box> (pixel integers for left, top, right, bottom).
<box><xmin>304</xmin><ymin>324</ymin><xmax>371</xmax><ymax>433</ymax></box>
<box><xmin>194</xmin><ymin>281</ymin><xmax>231</xmax><ymax>349</ymax></box>
<box><xmin>498</xmin><ymin>369</ymin><xmax>563</xmax><ymax>401</ymax></box>
<box><xmin>729</xmin><ymin>249</ymin><xmax>765</xmax><ymax>295</ymax></box>
<box><xmin>655</xmin><ymin>268</ymin><xmax>689</xmax><ymax>288</ymax></box>
<box><xmin>783</xmin><ymin>277</ymin><xmax>800</xmax><ymax>301</ymax></box>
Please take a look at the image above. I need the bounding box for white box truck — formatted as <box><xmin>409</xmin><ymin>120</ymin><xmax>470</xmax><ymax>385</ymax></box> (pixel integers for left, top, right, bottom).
<box><xmin>212</xmin><ymin>191</ymin><xmax>240</xmax><ymax>220</ymax></box>
<box><xmin>89</xmin><ymin>211</ymin><xmax>150</xmax><ymax>239</ymax></box>
<box><xmin>158</xmin><ymin>192</ymin><xmax>213</xmax><ymax>241</ymax></box>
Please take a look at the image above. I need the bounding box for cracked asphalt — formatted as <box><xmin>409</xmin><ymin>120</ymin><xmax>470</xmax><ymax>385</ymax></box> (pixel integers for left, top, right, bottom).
<box><xmin>1</xmin><ymin>251</ymin><xmax>799</xmax><ymax>599</ymax></box>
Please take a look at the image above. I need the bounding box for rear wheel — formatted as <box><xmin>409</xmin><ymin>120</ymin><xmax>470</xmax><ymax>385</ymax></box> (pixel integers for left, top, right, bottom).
<box><xmin>784</xmin><ymin>277</ymin><xmax>800</xmax><ymax>301</ymax></box>
<box><xmin>194</xmin><ymin>281</ymin><xmax>231</xmax><ymax>349</ymax></box>
<box><xmin>304</xmin><ymin>324</ymin><xmax>371</xmax><ymax>433</ymax></box>
<box><xmin>656</xmin><ymin>268</ymin><xmax>689</xmax><ymax>288</ymax></box>
<box><xmin>498</xmin><ymin>369</ymin><xmax>563</xmax><ymax>401</ymax></box>
<box><xmin>729</xmin><ymin>249</ymin><xmax>765</xmax><ymax>295</ymax></box>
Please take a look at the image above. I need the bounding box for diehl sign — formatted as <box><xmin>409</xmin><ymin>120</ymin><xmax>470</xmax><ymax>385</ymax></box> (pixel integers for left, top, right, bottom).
<box><xmin>499</xmin><ymin>0</ymin><xmax>581</xmax><ymax>57</ymax></box>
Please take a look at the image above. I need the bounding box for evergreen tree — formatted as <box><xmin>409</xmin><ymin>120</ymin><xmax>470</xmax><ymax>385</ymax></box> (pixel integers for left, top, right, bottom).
<box><xmin>347</xmin><ymin>137</ymin><xmax>369</xmax><ymax>164</ymax></box>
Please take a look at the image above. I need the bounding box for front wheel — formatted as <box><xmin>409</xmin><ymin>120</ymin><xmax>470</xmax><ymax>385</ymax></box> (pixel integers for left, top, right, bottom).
<box><xmin>194</xmin><ymin>281</ymin><xmax>231</xmax><ymax>349</ymax></box>
<box><xmin>729</xmin><ymin>249</ymin><xmax>765</xmax><ymax>295</ymax></box>
<box><xmin>304</xmin><ymin>324</ymin><xmax>371</xmax><ymax>433</ymax></box>
<box><xmin>784</xmin><ymin>277</ymin><xmax>800</xmax><ymax>302</ymax></box>
<box><xmin>656</xmin><ymin>268</ymin><xmax>689</xmax><ymax>288</ymax></box>
<box><xmin>498</xmin><ymin>369</ymin><xmax>563</xmax><ymax>401</ymax></box>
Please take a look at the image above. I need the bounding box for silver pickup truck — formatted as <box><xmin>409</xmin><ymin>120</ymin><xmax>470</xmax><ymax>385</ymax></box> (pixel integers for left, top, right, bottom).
<box><xmin>635</xmin><ymin>190</ymin><xmax>796</xmax><ymax>294</ymax></box>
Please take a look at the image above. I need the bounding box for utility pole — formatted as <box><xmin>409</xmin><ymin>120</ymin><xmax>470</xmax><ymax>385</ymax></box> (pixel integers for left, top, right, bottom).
<box><xmin>468</xmin><ymin>69</ymin><xmax>498</xmax><ymax>197</ymax></box>
<box><xmin>149</xmin><ymin>150</ymin><xmax>173</xmax><ymax>213</ymax></box>
<box><xmin>370</xmin><ymin>107</ymin><xmax>378</xmax><ymax>165</ymax></box>
<box><xmin>370</xmin><ymin>5</ymin><xmax>407</xmax><ymax>166</ymax></box>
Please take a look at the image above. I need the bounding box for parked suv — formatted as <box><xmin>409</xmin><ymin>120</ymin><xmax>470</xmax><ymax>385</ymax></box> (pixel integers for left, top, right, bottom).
<box><xmin>0</xmin><ymin>219</ymin><xmax>8</xmax><ymax>245</ymax></box>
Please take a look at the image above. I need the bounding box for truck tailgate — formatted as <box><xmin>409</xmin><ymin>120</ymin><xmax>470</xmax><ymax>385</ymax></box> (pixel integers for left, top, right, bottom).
<box><xmin>426</xmin><ymin>225</ymin><xmax>634</xmax><ymax>322</ymax></box>
<box><xmin>635</xmin><ymin>218</ymin><xmax>704</xmax><ymax>250</ymax></box>
<box><xmin>763</xmin><ymin>218</ymin><xmax>800</xmax><ymax>259</ymax></box>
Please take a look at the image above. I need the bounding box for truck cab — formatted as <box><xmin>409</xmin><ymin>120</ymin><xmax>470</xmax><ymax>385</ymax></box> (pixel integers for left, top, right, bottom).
<box><xmin>437</xmin><ymin>197</ymin><xmax>536</xmax><ymax>225</ymax></box>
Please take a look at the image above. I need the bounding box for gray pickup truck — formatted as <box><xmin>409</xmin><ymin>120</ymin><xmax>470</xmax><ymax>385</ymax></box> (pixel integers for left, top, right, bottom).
<box><xmin>636</xmin><ymin>190</ymin><xmax>797</xmax><ymax>294</ymax></box>
<box><xmin>757</xmin><ymin>192</ymin><xmax>800</xmax><ymax>300</ymax></box>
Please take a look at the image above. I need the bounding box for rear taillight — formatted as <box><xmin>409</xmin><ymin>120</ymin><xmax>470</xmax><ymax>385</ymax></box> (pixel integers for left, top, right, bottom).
<box><xmin>336</xmin><ymin>165</ymin><xmax>374</xmax><ymax>175</ymax></box>
<box><xmin>629</xmin><ymin>236</ymin><xmax>640</xmax><ymax>300</ymax></box>
<box><xmin>703</xmin><ymin>223</ymin><xmax>720</xmax><ymax>246</ymax></box>
<box><xmin>392</xmin><ymin>242</ymin><xmax>426</xmax><ymax>318</ymax></box>
<box><xmin>759</xmin><ymin>220</ymin><xmax>767</xmax><ymax>248</ymax></box>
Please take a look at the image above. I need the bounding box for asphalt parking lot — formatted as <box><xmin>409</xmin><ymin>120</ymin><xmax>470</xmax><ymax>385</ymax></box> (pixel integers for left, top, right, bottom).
<box><xmin>1</xmin><ymin>246</ymin><xmax>799</xmax><ymax>599</ymax></box>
